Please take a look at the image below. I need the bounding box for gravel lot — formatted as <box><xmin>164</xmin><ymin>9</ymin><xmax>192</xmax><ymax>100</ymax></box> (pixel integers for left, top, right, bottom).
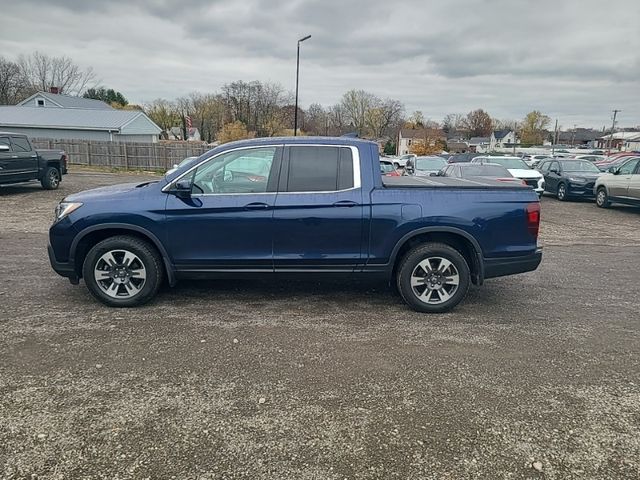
<box><xmin>1</xmin><ymin>170</ymin><xmax>639</xmax><ymax>479</ymax></box>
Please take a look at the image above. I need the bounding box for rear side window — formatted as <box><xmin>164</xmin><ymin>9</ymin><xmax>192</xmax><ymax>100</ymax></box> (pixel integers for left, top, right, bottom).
<box><xmin>11</xmin><ymin>136</ymin><xmax>31</xmax><ymax>152</ymax></box>
<box><xmin>285</xmin><ymin>146</ymin><xmax>354</xmax><ymax>192</ymax></box>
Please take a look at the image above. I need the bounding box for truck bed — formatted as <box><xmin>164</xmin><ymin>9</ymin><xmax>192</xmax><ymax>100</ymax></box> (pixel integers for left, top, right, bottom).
<box><xmin>381</xmin><ymin>175</ymin><xmax>526</xmax><ymax>190</ymax></box>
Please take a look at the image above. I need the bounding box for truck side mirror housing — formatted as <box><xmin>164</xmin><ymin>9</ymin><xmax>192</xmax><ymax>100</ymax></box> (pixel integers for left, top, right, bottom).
<box><xmin>173</xmin><ymin>179</ymin><xmax>192</xmax><ymax>198</ymax></box>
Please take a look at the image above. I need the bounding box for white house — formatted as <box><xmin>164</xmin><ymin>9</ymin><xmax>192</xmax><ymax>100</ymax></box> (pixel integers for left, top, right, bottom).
<box><xmin>397</xmin><ymin>128</ymin><xmax>446</xmax><ymax>155</ymax></box>
<box><xmin>489</xmin><ymin>130</ymin><xmax>518</xmax><ymax>150</ymax></box>
<box><xmin>0</xmin><ymin>90</ymin><xmax>162</xmax><ymax>143</ymax></box>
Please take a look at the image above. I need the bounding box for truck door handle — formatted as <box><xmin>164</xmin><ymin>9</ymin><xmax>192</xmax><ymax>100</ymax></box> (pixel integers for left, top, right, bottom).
<box><xmin>333</xmin><ymin>200</ymin><xmax>359</xmax><ymax>207</ymax></box>
<box><xmin>10</xmin><ymin>155</ymin><xmax>18</xmax><ymax>159</ymax></box>
<box><xmin>244</xmin><ymin>202</ymin><xmax>270</xmax><ymax>210</ymax></box>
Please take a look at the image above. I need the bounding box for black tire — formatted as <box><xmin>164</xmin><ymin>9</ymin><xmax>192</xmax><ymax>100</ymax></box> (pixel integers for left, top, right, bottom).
<box><xmin>397</xmin><ymin>242</ymin><xmax>471</xmax><ymax>313</ymax></box>
<box><xmin>596</xmin><ymin>187</ymin><xmax>610</xmax><ymax>208</ymax></box>
<box><xmin>41</xmin><ymin>166</ymin><xmax>61</xmax><ymax>190</ymax></box>
<box><xmin>557</xmin><ymin>182</ymin><xmax>568</xmax><ymax>201</ymax></box>
<box><xmin>82</xmin><ymin>235</ymin><xmax>163</xmax><ymax>307</ymax></box>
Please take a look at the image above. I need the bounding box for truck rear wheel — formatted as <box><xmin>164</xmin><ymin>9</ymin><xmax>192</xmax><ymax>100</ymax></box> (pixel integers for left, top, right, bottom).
<box><xmin>41</xmin><ymin>166</ymin><xmax>61</xmax><ymax>190</ymax></box>
<box><xmin>397</xmin><ymin>242</ymin><xmax>470</xmax><ymax>313</ymax></box>
<box><xmin>82</xmin><ymin>235</ymin><xmax>163</xmax><ymax>307</ymax></box>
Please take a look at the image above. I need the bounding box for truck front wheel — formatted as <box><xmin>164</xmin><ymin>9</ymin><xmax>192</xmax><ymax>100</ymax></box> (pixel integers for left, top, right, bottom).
<box><xmin>82</xmin><ymin>235</ymin><xmax>163</xmax><ymax>307</ymax></box>
<box><xmin>397</xmin><ymin>242</ymin><xmax>471</xmax><ymax>313</ymax></box>
<box><xmin>41</xmin><ymin>166</ymin><xmax>61</xmax><ymax>190</ymax></box>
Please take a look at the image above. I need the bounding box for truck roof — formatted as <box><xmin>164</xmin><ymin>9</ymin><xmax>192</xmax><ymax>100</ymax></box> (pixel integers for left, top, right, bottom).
<box><xmin>0</xmin><ymin>131</ymin><xmax>27</xmax><ymax>137</ymax></box>
<box><xmin>216</xmin><ymin>136</ymin><xmax>378</xmax><ymax>150</ymax></box>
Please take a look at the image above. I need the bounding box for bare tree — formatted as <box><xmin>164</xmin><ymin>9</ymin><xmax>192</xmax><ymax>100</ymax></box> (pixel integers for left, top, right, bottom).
<box><xmin>18</xmin><ymin>51</ymin><xmax>97</xmax><ymax>95</ymax></box>
<box><xmin>366</xmin><ymin>98</ymin><xmax>404</xmax><ymax>138</ymax></box>
<box><xmin>464</xmin><ymin>109</ymin><xmax>493</xmax><ymax>137</ymax></box>
<box><xmin>0</xmin><ymin>56</ymin><xmax>29</xmax><ymax>104</ymax></box>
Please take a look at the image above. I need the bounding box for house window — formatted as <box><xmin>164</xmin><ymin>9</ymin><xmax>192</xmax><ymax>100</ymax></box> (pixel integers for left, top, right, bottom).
<box><xmin>37</xmin><ymin>99</ymin><xmax>45</xmax><ymax>107</ymax></box>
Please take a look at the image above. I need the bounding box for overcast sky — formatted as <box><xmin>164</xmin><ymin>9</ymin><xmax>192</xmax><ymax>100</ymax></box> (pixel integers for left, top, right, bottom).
<box><xmin>1</xmin><ymin>0</ymin><xmax>638</xmax><ymax>127</ymax></box>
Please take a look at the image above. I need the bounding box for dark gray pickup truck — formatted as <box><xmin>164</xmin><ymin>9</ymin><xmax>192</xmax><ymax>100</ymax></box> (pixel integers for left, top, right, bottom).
<box><xmin>0</xmin><ymin>132</ymin><xmax>67</xmax><ymax>189</ymax></box>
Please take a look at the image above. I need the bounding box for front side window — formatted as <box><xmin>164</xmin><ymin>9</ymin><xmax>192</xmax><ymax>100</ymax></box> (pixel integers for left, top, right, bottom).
<box><xmin>538</xmin><ymin>162</ymin><xmax>550</xmax><ymax>173</ymax></box>
<box><xmin>619</xmin><ymin>158</ymin><xmax>640</xmax><ymax>175</ymax></box>
<box><xmin>191</xmin><ymin>147</ymin><xmax>277</xmax><ymax>194</ymax></box>
<box><xmin>285</xmin><ymin>146</ymin><xmax>354</xmax><ymax>192</ymax></box>
<box><xmin>11</xmin><ymin>137</ymin><xmax>31</xmax><ymax>152</ymax></box>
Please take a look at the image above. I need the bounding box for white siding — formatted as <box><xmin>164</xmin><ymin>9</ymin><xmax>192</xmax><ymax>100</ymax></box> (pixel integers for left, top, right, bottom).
<box><xmin>21</xmin><ymin>95</ymin><xmax>61</xmax><ymax>108</ymax></box>
<box><xmin>120</xmin><ymin>113</ymin><xmax>162</xmax><ymax>136</ymax></box>
<box><xmin>0</xmin><ymin>127</ymin><xmax>110</xmax><ymax>141</ymax></box>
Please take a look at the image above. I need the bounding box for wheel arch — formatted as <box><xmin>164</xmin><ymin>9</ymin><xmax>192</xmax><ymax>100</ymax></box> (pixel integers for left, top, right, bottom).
<box><xmin>70</xmin><ymin>224</ymin><xmax>176</xmax><ymax>286</ymax></box>
<box><xmin>390</xmin><ymin>227</ymin><xmax>484</xmax><ymax>285</ymax></box>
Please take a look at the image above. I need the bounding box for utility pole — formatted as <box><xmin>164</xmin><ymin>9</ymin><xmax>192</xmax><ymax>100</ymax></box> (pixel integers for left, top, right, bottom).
<box><xmin>607</xmin><ymin>109</ymin><xmax>621</xmax><ymax>154</ymax></box>
<box><xmin>552</xmin><ymin>119</ymin><xmax>558</xmax><ymax>156</ymax></box>
<box><xmin>294</xmin><ymin>35</ymin><xmax>312</xmax><ymax>136</ymax></box>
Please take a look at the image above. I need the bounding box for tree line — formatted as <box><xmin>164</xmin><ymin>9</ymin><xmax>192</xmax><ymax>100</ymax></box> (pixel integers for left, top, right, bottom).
<box><xmin>0</xmin><ymin>52</ymin><xmax>553</xmax><ymax>147</ymax></box>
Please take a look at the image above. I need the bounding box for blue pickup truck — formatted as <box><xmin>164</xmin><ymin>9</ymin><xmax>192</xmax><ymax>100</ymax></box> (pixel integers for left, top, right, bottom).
<box><xmin>48</xmin><ymin>137</ymin><xmax>542</xmax><ymax>313</ymax></box>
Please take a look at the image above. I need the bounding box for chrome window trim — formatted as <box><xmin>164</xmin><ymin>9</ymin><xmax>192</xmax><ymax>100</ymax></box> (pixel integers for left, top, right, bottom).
<box><xmin>163</xmin><ymin>143</ymin><xmax>362</xmax><ymax>196</ymax></box>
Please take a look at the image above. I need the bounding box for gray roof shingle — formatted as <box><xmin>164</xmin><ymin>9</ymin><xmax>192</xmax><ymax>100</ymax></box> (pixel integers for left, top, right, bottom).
<box><xmin>19</xmin><ymin>92</ymin><xmax>114</xmax><ymax>110</ymax></box>
<box><xmin>0</xmin><ymin>106</ymin><xmax>158</xmax><ymax>133</ymax></box>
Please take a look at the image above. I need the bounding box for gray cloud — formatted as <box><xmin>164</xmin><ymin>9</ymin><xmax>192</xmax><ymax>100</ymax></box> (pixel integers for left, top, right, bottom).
<box><xmin>1</xmin><ymin>0</ymin><xmax>638</xmax><ymax>126</ymax></box>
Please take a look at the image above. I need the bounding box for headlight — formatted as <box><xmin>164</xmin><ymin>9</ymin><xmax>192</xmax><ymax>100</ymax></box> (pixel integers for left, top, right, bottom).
<box><xmin>54</xmin><ymin>202</ymin><xmax>83</xmax><ymax>222</ymax></box>
<box><xmin>568</xmin><ymin>177</ymin><xmax>587</xmax><ymax>183</ymax></box>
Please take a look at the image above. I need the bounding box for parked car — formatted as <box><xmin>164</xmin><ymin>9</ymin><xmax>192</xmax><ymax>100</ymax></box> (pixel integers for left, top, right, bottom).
<box><xmin>393</xmin><ymin>154</ymin><xmax>416</xmax><ymax>169</ymax></box>
<box><xmin>48</xmin><ymin>137</ymin><xmax>542</xmax><ymax>313</ymax></box>
<box><xmin>0</xmin><ymin>132</ymin><xmax>67</xmax><ymax>189</ymax></box>
<box><xmin>574</xmin><ymin>154</ymin><xmax>605</xmax><ymax>162</ymax></box>
<box><xmin>166</xmin><ymin>156</ymin><xmax>199</xmax><ymax>175</ymax></box>
<box><xmin>594</xmin><ymin>154</ymin><xmax>638</xmax><ymax>172</ymax></box>
<box><xmin>437</xmin><ymin>163</ymin><xmax>526</xmax><ymax>186</ymax></box>
<box><xmin>405</xmin><ymin>156</ymin><xmax>448</xmax><ymax>176</ymax></box>
<box><xmin>524</xmin><ymin>154</ymin><xmax>551</xmax><ymax>168</ymax></box>
<box><xmin>380</xmin><ymin>160</ymin><xmax>401</xmax><ymax>176</ymax></box>
<box><xmin>471</xmin><ymin>156</ymin><xmax>544</xmax><ymax>197</ymax></box>
<box><xmin>537</xmin><ymin>159</ymin><xmax>601</xmax><ymax>201</ymax></box>
<box><xmin>594</xmin><ymin>157</ymin><xmax>640</xmax><ymax>208</ymax></box>
<box><xmin>447</xmin><ymin>152</ymin><xmax>481</xmax><ymax>164</ymax></box>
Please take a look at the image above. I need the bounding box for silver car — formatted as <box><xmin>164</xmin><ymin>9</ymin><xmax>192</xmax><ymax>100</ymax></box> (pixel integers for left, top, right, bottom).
<box><xmin>594</xmin><ymin>157</ymin><xmax>640</xmax><ymax>208</ymax></box>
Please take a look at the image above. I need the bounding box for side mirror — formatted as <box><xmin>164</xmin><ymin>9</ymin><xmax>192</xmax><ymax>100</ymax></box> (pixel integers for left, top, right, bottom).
<box><xmin>405</xmin><ymin>165</ymin><xmax>414</xmax><ymax>174</ymax></box>
<box><xmin>429</xmin><ymin>172</ymin><xmax>438</xmax><ymax>176</ymax></box>
<box><xmin>608</xmin><ymin>166</ymin><xmax>620</xmax><ymax>174</ymax></box>
<box><xmin>173</xmin><ymin>178</ymin><xmax>192</xmax><ymax>198</ymax></box>
<box><xmin>549</xmin><ymin>168</ymin><xmax>559</xmax><ymax>174</ymax></box>
<box><xmin>0</xmin><ymin>144</ymin><xmax>10</xmax><ymax>152</ymax></box>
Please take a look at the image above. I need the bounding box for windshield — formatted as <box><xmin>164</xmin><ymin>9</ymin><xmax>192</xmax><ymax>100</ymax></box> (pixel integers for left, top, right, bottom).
<box><xmin>560</xmin><ymin>160</ymin><xmax>600</xmax><ymax>173</ymax></box>
<box><xmin>415</xmin><ymin>157</ymin><xmax>447</xmax><ymax>170</ymax></box>
<box><xmin>481</xmin><ymin>158</ymin><xmax>529</xmax><ymax>169</ymax></box>
<box><xmin>460</xmin><ymin>165</ymin><xmax>511</xmax><ymax>177</ymax></box>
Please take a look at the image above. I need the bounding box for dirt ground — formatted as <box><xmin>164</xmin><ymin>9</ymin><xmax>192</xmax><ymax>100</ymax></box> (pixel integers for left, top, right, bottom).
<box><xmin>1</xmin><ymin>170</ymin><xmax>639</xmax><ymax>479</ymax></box>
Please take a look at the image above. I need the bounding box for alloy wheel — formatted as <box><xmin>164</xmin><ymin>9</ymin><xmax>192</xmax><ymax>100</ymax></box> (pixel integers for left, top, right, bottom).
<box><xmin>410</xmin><ymin>256</ymin><xmax>460</xmax><ymax>305</ymax></box>
<box><xmin>93</xmin><ymin>249</ymin><xmax>147</xmax><ymax>298</ymax></box>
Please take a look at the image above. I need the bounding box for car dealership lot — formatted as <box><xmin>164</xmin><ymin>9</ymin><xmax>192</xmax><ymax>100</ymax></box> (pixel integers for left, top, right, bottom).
<box><xmin>1</xmin><ymin>172</ymin><xmax>639</xmax><ymax>479</ymax></box>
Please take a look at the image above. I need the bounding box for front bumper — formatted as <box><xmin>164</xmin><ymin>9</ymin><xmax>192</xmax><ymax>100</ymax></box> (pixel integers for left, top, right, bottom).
<box><xmin>483</xmin><ymin>248</ymin><xmax>543</xmax><ymax>279</ymax></box>
<box><xmin>567</xmin><ymin>181</ymin><xmax>596</xmax><ymax>197</ymax></box>
<box><xmin>48</xmin><ymin>244</ymin><xmax>79</xmax><ymax>284</ymax></box>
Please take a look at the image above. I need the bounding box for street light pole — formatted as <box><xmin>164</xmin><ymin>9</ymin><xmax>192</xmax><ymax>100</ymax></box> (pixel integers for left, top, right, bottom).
<box><xmin>294</xmin><ymin>35</ymin><xmax>311</xmax><ymax>136</ymax></box>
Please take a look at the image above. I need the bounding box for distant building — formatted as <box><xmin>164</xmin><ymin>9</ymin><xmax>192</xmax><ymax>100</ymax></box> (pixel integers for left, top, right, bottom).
<box><xmin>446</xmin><ymin>140</ymin><xmax>469</xmax><ymax>153</ymax></box>
<box><xmin>596</xmin><ymin>131</ymin><xmax>640</xmax><ymax>151</ymax></box>
<box><xmin>557</xmin><ymin>128</ymin><xmax>602</xmax><ymax>147</ymax></box>
<box><xmin>18</xmin><ymin>91</ymin><xmax>114</xmax><ymax>110</ymax></box>
<box><xmin>0</xmin><ymin>90</ymin><xmax>161</xmax><ymax>143</ymax></box>
<box><xmin>397</xmin><ymin>128</ymin><xmax>446</xmax><ymax>155</ymax></box>
<box><xmin>468</xmin><ymin>136</ymin><xmax>490</xmax><ymax>152</ymax></box>
<box><xmin>489</xmin><ymin>130</ymin><xmax>518</xmax><ymax>150</ymax></box>
<box><xmin>167</xmin><ymin>126</ymin><xmax>202</xmax><ymax>142</ymax></box>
